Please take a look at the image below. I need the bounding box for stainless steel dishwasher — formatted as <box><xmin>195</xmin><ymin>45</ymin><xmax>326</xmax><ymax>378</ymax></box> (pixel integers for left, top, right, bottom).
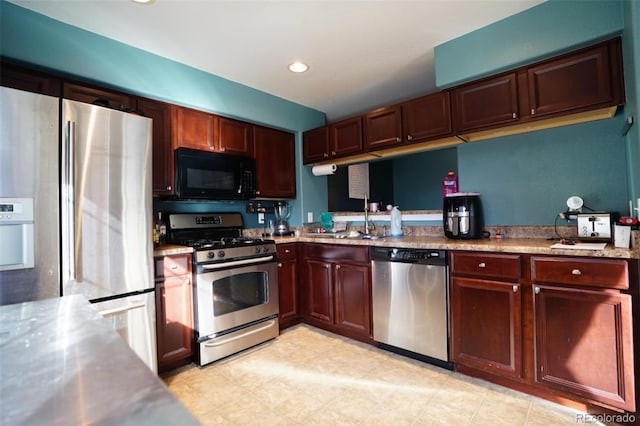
<box><xmin>371</xmin><ymin>247</ymin><xmax>450</xmax><ymax>366</ymax></box>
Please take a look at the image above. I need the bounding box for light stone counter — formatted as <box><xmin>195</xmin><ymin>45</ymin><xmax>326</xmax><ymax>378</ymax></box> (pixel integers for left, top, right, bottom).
<box><xmin>270</xmin><ymin>234</ymin><xmax>640</xmax><ymax>259</ymax></box>
<box><xmin>154</xmin><ymin>244</ymin><xmax>194</xmax><ymax>257</ymax></box>
<box><xmin>0</xmin><ymin>295</ymin><xmax>199</xmax><ymax>426</ymax></box>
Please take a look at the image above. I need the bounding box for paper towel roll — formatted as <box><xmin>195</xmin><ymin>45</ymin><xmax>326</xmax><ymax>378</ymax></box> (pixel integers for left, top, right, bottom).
<box><xmin>312</xmin><ymin>164</ymin><xmax>337</xmax><ymax>176</ymax></box>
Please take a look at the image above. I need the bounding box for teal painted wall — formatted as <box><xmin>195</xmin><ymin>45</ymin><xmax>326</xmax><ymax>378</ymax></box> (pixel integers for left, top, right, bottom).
<box><xmin>0</xmin><ymin>1</ymin><xmax>326</xmax><ymax>227</ymax></box>
<box><xmin>435</xmin><ymin>0</ymin><xmax>624</xmax><ymax>88</ymax></box>
<box><xmin>427</xmin><ymin>0</ymin><xmax>636</xmax><ymax>226</ymax></box>
<box><xmin>622</xmin><ymin>0</ymin><xmax>640</xmax><ymax>209</ymax></box>
<box><xmin>393</xmin><ymin>148</ymin><xmax>457</xmax><ymax>210</ymax></box>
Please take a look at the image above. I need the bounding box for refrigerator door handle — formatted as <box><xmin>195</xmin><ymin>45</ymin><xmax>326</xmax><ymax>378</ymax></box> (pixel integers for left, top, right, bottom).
<box><xmin>63</xmin><ymin>120</ymin><xmax>76</xmax><ymax>282</ymax></box>
<box><xmin>97</xmin><ymin>301</ymin><xmax>147</xmax><ymax>317</ymax></box>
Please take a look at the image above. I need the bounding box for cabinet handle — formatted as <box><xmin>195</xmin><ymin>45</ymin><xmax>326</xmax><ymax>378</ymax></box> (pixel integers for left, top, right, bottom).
<box><xmin>170</xmin><ymin>265</ymin><xmax>178</xmax><ymax>270</ymax></box>
<box><xmin>478</xmin><ymin>262</ymin><xmax>486</xmax><ymax>268</ymax></box>
<box><xmin>255</xmin><ymin>190</ymin><xmax>261</xmax><ymax>195</ymax></box>
<box><xmin>396</xmin><ymin>137</ymin><xmax>401</xmax><ymax>142</ymax></box>
<box><xmin>324</xmin><ymin>264</ymin><xmax>330</xmax><ymax>269</ymax></box>
<box><xmin>571</xmin><ymin>269</ymin><xmax>582</xmax><ymax>276</ymax></box>
<box><xmin>324</xmin><ymin>153</ymin><xmax>329</xmax><ymax>158</ymax></box>
<box><xmin>512</xmin><ymin>112</ymin><xmax>517</xmax><ymax>119</ymax></box>
<box><xmin>284</xmin><ymin>249</ymin><xmax>290</xmax><ymax>253</ymax></box>
<box><xmin>220</xmin><ymin>147</ymin><xmax>226</xmax><ymax>152</ymax></box>
<box><xmin>534</xmin><ymin>287</ymin><xmax>541</xmax><ymax>295</ymax></box>
<box><xmin>166</xmin><ymin>185</ymin><xmax>172</xmax><ymax>191</ymax></box>
<box><xmin>277</xmin><ymin>263</ymin><xmax>282</xmax><ymax>267</ymax></box>
<box><xmin>336</xmin><ymin>264</ymin><xmax>341</xmax><ymax>270</ymax></box>
<box><xmin>407</xmin><ymin>135</ymin><xmax>413</xmax><ymax>141</ymax></box>
<box><xmin>531</xmin><ymin>108</ymin><xmax>536</xmax><ymax>115</ymax></box>
<box><xmin>512</xmin><ymin>285</ymin><xmax>518</xmax><ymax>293</ymax></box>
<box><xmin>331</xmin><ymin>151</ymin><xmax>336</xmax><ymax>155</ymax></box>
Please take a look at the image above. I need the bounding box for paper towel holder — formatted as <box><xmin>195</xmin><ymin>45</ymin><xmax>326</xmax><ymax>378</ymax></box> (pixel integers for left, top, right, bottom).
<box><xmin>311</xmin><ymin>164</ymin><xmax>337</xmax><ymax>176</ymax></box>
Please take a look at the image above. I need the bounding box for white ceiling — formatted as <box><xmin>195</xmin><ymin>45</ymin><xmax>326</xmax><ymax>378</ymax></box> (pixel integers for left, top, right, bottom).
<box><xmin>9</xmin><ymin>0</ymin><xmax>545</xmax><ymax>121</ymax></box>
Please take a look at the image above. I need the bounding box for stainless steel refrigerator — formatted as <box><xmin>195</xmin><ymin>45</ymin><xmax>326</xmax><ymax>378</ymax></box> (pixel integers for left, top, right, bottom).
<box><xmin>0</xmin><ymin>87</ymin><xmax>157</xmax><ymax>373</ymax></box>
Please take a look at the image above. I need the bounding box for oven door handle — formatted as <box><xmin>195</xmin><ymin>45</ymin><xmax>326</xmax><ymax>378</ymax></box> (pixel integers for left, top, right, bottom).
<box><xmin>203</xmin><ymin>319</ymin><xmax>277</xmax><ymax>347</ymax></box>
<box><xmin>201</xmin><ymin>255</ymin><xmax>275</xmax><ymax>270</ymax></box>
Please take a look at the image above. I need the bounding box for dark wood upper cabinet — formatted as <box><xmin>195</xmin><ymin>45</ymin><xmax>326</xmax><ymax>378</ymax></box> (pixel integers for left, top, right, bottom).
<box><xmin>302</xmin><ymin>126</ymin><xmax>329</xmax><ymax>164</ymax></box>
<box><xmin>1</xmin><ymin>63</ymin><xmax>61</xmax><ymax>97</ymax></box>
<box><xmin>453</xmin><ymin>73</ymin><xmax>519</xmax><ymax>133</ymax></box>
<box><xmin>138</xmin><ymin>98</ymin><xmax>174</xmax><ymax>196</ymax></box>
<box><xmin>363</xmin><ymin>105</ymin><xmax>402</xmax><ymax>150</ymax></box>
<box><xmin>401</xmin><ymin>92</ymin><xmax>453</xmax><ymax>143</ymax></box>
<box><xmin>253</xmin><ymin>125</ymin><xmax>296</xmax><ymax>199</ymax></box>
<box><xmin>171</xmin><ymin>105</ymin><xmax>217</xmax><ymax>151</ymax></box>
<box><xmin>330</xmin><ymin>116</ymin><xmax>363</xmax><ymax>158</ymax></box>
<box><xmin>63</xmin><ymin>82</ymin><xmax>136</xmax><ymax>111</ymax></box>
<box><xmin>218</xmin><ymin>117</ymin><xmax>253</xmax><ymax>156</ymax></box>
<box><xmin>527</xmin><ymin>39</ymin><xmax>624</xmax><ymax>119</ymax></box>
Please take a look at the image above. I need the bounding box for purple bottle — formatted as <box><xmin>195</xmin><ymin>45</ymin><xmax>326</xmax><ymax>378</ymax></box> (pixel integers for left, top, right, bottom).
<box><xmin>442</xmin><ymin>171</ymin><xmax>459</xmax><ymax>197</ymax></box>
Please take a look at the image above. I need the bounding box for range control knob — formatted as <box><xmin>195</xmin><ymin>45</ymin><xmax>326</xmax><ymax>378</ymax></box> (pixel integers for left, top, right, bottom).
<box><xmin>262</xmin><ymin>246</ymin><xmax>270</xmax><ymax>253</ymax></box>
<box><xmin>255</xmin><ymin>247</ymin><xmax>261</xmax><ymax>254</ymax></box>
<box><xmin>217</xmin><ymin>251</ymin><xmax>225</xmax><ymax>258</ymax></box>
<box><xmin>207</xmin><ymin>251</ymin><xmax>215</xmax><ymax>259</ymax></box>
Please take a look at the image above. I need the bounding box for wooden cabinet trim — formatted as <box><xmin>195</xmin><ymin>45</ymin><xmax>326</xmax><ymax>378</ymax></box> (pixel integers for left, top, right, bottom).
<box><xmin>531</xmin><ymin>256</ymin><xmax>628</xmax><ymax>290</ymax></box>
<box><xmin>450</xmin><ymin>251</ymin><xmax>522</xmax><ymax>280</ymax></box>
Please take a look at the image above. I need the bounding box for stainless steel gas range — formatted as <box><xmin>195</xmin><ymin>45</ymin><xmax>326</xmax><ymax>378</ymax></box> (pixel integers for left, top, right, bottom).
<box><xmin>167</xmin><ymin>212</ymin><xmax>279</xmax><ymax>366</ymax></box>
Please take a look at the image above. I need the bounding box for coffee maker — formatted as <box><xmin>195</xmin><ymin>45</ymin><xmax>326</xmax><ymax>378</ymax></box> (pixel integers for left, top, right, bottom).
<box><xmin>274</xmin><ymin>201</ymin><xmax>292</xmax><ymax>236</ymax></box>
<box><xmin>443</xmin><ymin>193</ymin><xmax>483</xmax><ymax>239</ymax></box>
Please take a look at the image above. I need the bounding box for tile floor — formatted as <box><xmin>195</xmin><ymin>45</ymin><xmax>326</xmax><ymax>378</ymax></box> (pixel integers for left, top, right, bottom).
<box><xmin>162</xmin><ymin>325</ymin><xmax>602</xmax><ymax>425</ymax></box>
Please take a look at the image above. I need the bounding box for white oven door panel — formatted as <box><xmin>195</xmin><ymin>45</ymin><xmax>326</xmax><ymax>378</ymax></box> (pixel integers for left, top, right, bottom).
<box><xmin>195</xmin><ymin>261</ymin><xmax>278</xmax><ymax>338</ymax></box>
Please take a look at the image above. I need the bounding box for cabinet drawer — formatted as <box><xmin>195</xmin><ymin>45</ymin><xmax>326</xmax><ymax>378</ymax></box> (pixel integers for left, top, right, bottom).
<box><xmin>155</xmin><ymin>255</ymin><xmax>191</xmax><ymax>279</ymax></box>
<box><xmin>301</xmin><ymin>243</ymin><xmax>369</xmax><ymax>264</ymax></box>
<box><xmin>450</xmin><ymin>252</ymin><xmax>521</xmax><ymax>280</ymax></box>
<box><xmin>277</xmin><ymin>243</ymin><xmax>297</xmax><ymax>261</ymax></box>
<box><xmin>531</xmin><ymin>256</ymin><xmax>628</xmax><ymax>290</ymax></box>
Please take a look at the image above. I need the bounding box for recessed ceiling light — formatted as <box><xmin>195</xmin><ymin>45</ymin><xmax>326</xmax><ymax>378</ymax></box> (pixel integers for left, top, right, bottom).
<box><xmin>288</xmin><ymin>62</ymin><xmax>309</xmax><ymax>73</ymax></box>
<box><xmin>131</xmin><ymin>0</ymin><xmax>155</xmax><ymax>4</ymax></box>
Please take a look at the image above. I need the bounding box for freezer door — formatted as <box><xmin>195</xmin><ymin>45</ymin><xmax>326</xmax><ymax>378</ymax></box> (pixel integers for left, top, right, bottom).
<box><xmin>0</xmin><ymin>88</ymin><xmax>60</xmax><ymax>305</ymax></box>
<box><xmin>92</xmin><ymin>291</ymin><xmax>157</xmax><ymax>373</ymax></box>
<box><xmin>61</xmin><ymin>99</ymin><xmax>154</xmax><ymax>300</ymax></box>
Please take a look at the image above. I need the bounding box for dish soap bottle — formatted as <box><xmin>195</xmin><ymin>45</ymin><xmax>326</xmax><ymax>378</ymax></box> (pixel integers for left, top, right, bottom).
<box><xmin>390</xmin><ymin>206</ymin><xmax>403</xmax><ymax>236</ymax></box>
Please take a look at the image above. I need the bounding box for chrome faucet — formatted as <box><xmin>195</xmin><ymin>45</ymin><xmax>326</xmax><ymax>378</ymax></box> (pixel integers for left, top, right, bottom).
<box><xmin>364</xmin><ymin>193</ymin><xmax>370</xmax><ymax>235</ymax></box>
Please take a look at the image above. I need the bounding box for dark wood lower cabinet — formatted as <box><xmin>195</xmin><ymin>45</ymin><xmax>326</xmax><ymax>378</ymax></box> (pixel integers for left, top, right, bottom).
<box><xmin>154</xmin><ymin>254</ymin><xmax>194</xmax><ymax>372</ymax></box>
<box><xmin>300</xmin><ymin>244</ymin><xmax>372</xmax><ymax>343</ymax></box>
<box><xmin>451</xmin><ymin>277</ymin><xmax>522</xmax><ymax>379</ymax></box>
<box><xmin>277</xmin><ymin>244</ymin><xmax>301</xmax><ymax>330</ymax></box>
<box><xmin>533</xmin><ymin>285</ymin><xmax>635</xmax><ymax>412</ymax></box>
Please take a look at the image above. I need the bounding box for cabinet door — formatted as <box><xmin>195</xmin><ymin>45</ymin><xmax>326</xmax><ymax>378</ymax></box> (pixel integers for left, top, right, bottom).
<box><xmin>533</xmin><ymin>285</ymin><xmax>635</xmax><ymax>411</ymax></box>
<box><xmin>156</xmin><ymin>274</ymin><xmax>193</xmax><ymax>369</ymax></box>
<box><xmin>330</xmin><ymin>116</ymin><xmax>363</xmax><ymax>158</ymax></box>
<box><xmin>218</xmin><ymin>117</ymin><xmax>253</xmax><ymax>156</ymax></box>
<box><xmin>527</xmin><ymin>43</ymin><xmax>617</xmax><ymax>118</ymax></box>
<box><xmin>402</xmin><ymin>92</ymin><xmax>453</xmax><ymax>143</ymax></box>
<box><xmin>302</xmin><ymin>126</ymin><xmax>329</xmax><ymax>164</ymax></box>
<box><xmin>278</xmin><ymin>258</ymin><xmax>299</xmax><ymax>327</ymax></box>
<box><xmin>172</xmin><ymin>105</ymin><xmax>217</xmax><ymax>151</ymax></box>
<box><xmin>453</xmin><ymin>73</ymin><xmax>519</xmax><ymax>132</ymax></box>
<box><xmin>138</xmin><ymin>98</ymin><xmax>174</xmax><ymax>195</ymax></box>
<box><xmin>63</xmin><ymin>82</ymin><xmax>136</xmax><ymax>111</ymax></box>
<box><xmin>450</xmin><ymin>277</ymin><xmax>522</xmax><ymax>379</ymax></box>
<box><xmin>334</xmin><ymin>262</ymin><xmax>371</xmax><ymax>337</ymax></box>
<box><xmin>363</xmin><ymin>106</ymin><xmax>402</xmax><ymax>150</ymax></box>
<box><xmin>303</xmin><ymin>259</ymin><xmax>334</xmax><ymax>323</ymax></box>
<box><xmin>1</xmin><ymin>63</ymin><xmax>61</xmax><ymax>97</ymax></box>
<box><xmin>254</xmin><ymin>126</ymin><xmax>296</xmax><ymax>198</ymax></box>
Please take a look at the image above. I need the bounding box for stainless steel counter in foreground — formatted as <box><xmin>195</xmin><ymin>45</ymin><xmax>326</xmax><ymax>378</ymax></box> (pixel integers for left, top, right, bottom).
<box><xmin>0</xmin><ymin>295</ymin><xmax>199</xmax><ymax>426</ymax></box>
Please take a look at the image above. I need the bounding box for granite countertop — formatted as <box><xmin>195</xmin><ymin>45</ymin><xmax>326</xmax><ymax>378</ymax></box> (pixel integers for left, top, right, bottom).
<box><xmin>154</xmin><ymin>244</ymin><xmax>194</xmax><ymax>256</ymax></box>
<box><xmin>271</xmin><ymin>235</ymin><xmax>640</xmax><ymax>259</ymax></box>
<box><xmin>0</xmin><ymin>295</ymin><xmax>199</xmax><ymax>426</ymax></box>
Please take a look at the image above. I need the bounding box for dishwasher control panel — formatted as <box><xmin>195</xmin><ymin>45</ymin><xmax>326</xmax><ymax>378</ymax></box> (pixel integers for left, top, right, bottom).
<box><xmin>372</xmin><ymin>247</ymin><xmax>447</xmax><ymax>265</ymax></box>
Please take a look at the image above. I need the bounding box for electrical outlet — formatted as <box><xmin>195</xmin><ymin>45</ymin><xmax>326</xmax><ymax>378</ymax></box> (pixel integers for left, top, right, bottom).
<box><xmin>258</xmin><ymin>213</ymin><xmax>265</xmax><ymax>224</ymax></box>
<box><xmin>307</xmin><ymin>212</ymin><xmax>313</xmax><ymax>222</ymax></box>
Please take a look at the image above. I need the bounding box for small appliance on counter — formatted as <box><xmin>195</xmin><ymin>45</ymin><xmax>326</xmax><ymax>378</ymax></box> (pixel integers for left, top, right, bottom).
<box><xmin>274</xmin><ymin>201</ymin><xmax>293</xmax><ymax>236</ymax></box>
<box><xmin>577</xmin><ymin>212</ymin><xmax>616</xmax><ymax>242</ymax></box>
<box><xmin>443</xmin><ymin>192</ymin><xmax>483</xmax><ymax>239</ymax></box>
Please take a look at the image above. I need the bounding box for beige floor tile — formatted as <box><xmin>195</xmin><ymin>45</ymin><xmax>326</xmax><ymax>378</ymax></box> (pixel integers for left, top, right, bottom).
<box><xmin>163</xmin><ymin>325</ymin><xmax>601</xmax><ymax>426</ymax></box>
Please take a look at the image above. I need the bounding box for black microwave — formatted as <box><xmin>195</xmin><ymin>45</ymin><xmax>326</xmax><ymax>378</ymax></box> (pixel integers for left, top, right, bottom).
<box><xmin>174</xmin><ymin>148</ymin><xmax>256</xmax><ymax>200</ymax></box>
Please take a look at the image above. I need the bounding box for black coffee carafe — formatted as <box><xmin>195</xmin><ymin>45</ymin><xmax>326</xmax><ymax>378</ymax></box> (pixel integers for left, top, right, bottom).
<box><xmin>443</xmin><ymin>193</ymin><xmax>483</xmax><ymax>239</ymax></box>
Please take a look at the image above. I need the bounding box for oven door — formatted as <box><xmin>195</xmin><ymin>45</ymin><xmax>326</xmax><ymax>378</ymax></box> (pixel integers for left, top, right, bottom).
<box><xmin>194</xmin><ymin>257</ymin><xmax>278</xmax><ymax>338</ymax></box>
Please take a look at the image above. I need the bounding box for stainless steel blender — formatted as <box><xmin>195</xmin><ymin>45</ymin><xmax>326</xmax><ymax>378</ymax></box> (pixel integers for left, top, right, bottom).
<box><xmin>274</xmin><ymin>201</ymin><xmax>292</xmax><ymax>235</ymax></box>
